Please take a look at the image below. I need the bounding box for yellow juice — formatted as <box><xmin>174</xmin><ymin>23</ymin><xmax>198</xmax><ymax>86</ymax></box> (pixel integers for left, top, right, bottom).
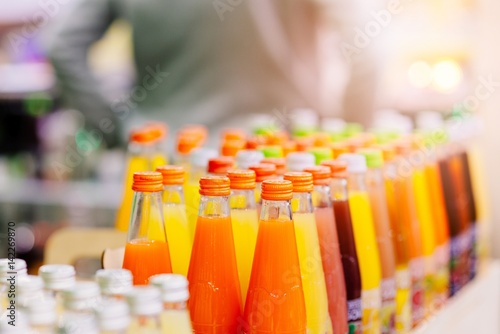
<box><xmin>293</xmin><ymin>212</ymin><xmax>333</xmax><ymax>334</ymax></box>
<box><xmin>184</xmin><ymin>182</ymin><xmax>200</xmax><ymax>240</ymax></box>
<box><xmin>412</xmin><ymin>167</ymin><xmax>436</xmax><ymax>314</ymax></box>
<box><xmin>152</xmin><ymin>154</ymin><xmax>168</xmax><ymax>170</ymax></box>
<box><xmin>394</xmin><ymin>266</ymin><xmax>411</xmax><ymax>333</ymax></box>
<box><xmin>163</xmin><ymin>204</ymin><xmax>192</xmax><ymax>277</ymax></box>
<box><xmin>161</xmin><ymin>309</ymin><xmax>193</xmax><ymax>334</ymax></box>
<box><xmin>230</xmin><ymin>208</ymin><xmax>259</xmax><ymax>305</ymax></box>
<box><xmin>348</xmin><ymin>191</ymin><xmax>381</xmax><ymax>334</ymax></box>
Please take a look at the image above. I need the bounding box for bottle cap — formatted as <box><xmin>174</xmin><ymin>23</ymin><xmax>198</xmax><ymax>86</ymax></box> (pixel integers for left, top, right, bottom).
<box><xmin>284</xmin><ymin>172</ymin><xmax>314</xmax><ymax>193</ymax></box>
<box><xmin>313</xmin><ymin>132</ymin><xmax>331</xmax><ymax>147</ymax></box>
<box><xmin>149</xmin><ymin>274</ymin><xmax>190</xmax><ymax>303</ymax></box>
<box><xmin>303</xmin><ymin>166</ymin><xmax>331</xmax><ymax>186</ymax></box>
<box><xmin>221</xmin><ymin>139</ymin><xmax>246</xmax><ymax>157</ymax></box>
<box><xmin>199</xmin><ymin>176</ymin><xmax>231</xmax><ymax>196</ymax></box>
<box><xmin>222</xmin><ymin>128</ymin><xmax>246</xmax><ymax>141</ymax></box>
<box><xmin>129</xmin><ymin>127</ymin><xmax>156</xmax><ymax>144</ymax></box>
<box><xmin>286</xmin><ymin>152</ymin><xmax>316</xmax><ymax>172</ymax></box>
<box><xmin>227</xmin><ymin>170</ymin><xmax>256</xmax><ymax>190</ymax></box>
<box><xmin>0</xmin><ymin>258</ymin><xmax>27</xmax><ymax>281</ymax></box>
<box><xmin>207</xmin><ymin>157</ymin><xmax>235</xmax><ymax>175</ymax></box>
<box><xmin>62</xmin><ymin>282</ymin><xmax>100</xmax><ymax>311</ymax></box>
<box><xmin>321</xmin><ymin>117</ymin><xmax>346</xmax><ymax>133</ymax></box>
<box><xmin>261</xmin><ymin>180</ymin><xmax>293</xmax><ymax>201</ymax></box>
<box><xmin>345</xmin><ymin>137</ymin><xmax>364</xmax><ymax>153</ymax></box>
<box><xmin>95</xmin><ymin>299</ymin><xmax>130</xmax><ymax>332</ymax></box>
<box><xmin>132</xmin><ymin>171</ymin><xmax>163</xmax><ymax>192</ymax></box>
<box><xmin>26</xmin><ymin>298</ymin><xmax>57</xmax><ymax>326</ymax></box>
<box><xmin>282</xmin><ymin>141</ymin><xmax>297</xmax><ymax>156</ymax></box>
<box><xmin>266</xmin><ymin>130</ymin><xmax>289</xmax><ymax>146</ymax></box>
<box><xmin>145</xmin><ymin>122</ymin><xmax>168</xmax><ymax>141</ymax></box>
<box><xmin>295</xmin><ymin>137</ymin><xmax>314</xmax><ymax>152</ymax></box>
<box><xmin>338</xmin><ymin>153</ymin><xmax>367</xmax><ymax>174</ymax></box>
<box><xmin>375</xmin><ymin>144</ymin><xmax>396</xmax><ymax>162</ymax></box>
<box><xmin>177</xmin><ymin>134</ymin><xmax>201</xmax><ymax>154</ymax></box>
<box><xmin>328</xmin><ymin>142</ymin><xmax>350</xmax><ymax>158</ymax></box>
<box><xmin>178</xmin><ymin>124</ymin><xmax>208</xmax><ymax>144</ymax></box>
<box><xmin>394</xmin><ymin>140</ymin><xmax>413</xmax><ymax>156</ymax></box>
<box><xmin>258</xmin><ymin>145</ymin><xmax>284</xmax><ymax>158</ymax></box>
<box><xmin>236</xmin><ymin>150</ymin><xmax>264</xmax><ymax>169</ymax></box>
<box><xmin>126</xmin><ymin>286</ymin><xmax>162</xmax><ymax>316</ymax></box>
<box><xmin>307</xmin><ymin>147</ymin><xmax>333</xmax><ymax>165</ymax></box>
<box><xmin>261</xmin><ymin>158</ymin><xmax>285</xmax><ymax>175</ymax></box>
<box><xmin>245</xmin><ymin>135</ymin><xmax>267</xmax><ymax>149</ymax></box>
<box><xmin>190</xmin><ymin>148</ymin><xmax>218</xmax><ymax>168</ymax></box>
<box><xmin>343</xmin><ymin>122</ymin><xmax>363</xmax><ymax>137</ymax></box>
<box><xmin>39</xmin><ymin>264</ymin><xmax>75</xmax><ymax>291</ymax></box>
<box><xmin>95</xmin><ymin>269</ymin><xmax>133</xmax><ymax>296</ymax></box>
<box><xmin>321</xmin><ymin>160</ymin><xmax>348</xmax><ymax>179</ymax></box>
<box><xmin>156</xmin><ymin>165</ymin><xmax>185</xmax><ymax>185</ymax></box>
<box><xmin>17</xmin><ymin>274</ymin><xmax>44</xmax><ymax>296</ymax></box>
<box><xmin>357</xmin><ymin>148</ymin><xmax>384</xmax><ymax>169</ymax></box>
<box><xmin>249</xmin><ymin>163</ymin><xmax>277</xmax><ymax>183</ymax></box>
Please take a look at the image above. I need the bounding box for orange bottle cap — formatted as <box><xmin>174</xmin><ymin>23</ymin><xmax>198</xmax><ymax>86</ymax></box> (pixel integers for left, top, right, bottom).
<box><xmin>156</xmin><ymin>165</ymin><xmax>185</xmax><ymax>185</ymax></box>
<box><xmin>266</xmin><ymin>130</ymin><xmax>289</xmax><ymax>145</ymax></box>
<box><xmin>132</xmin><ymin>171</ymin><xmax>163</xmax><ymax>192</ymax></box>
<box><xmin>376</xmin><ymin>144</ymin><xmax>396</xmax><ymax>162</ymax></box>
<box><xmin>146</xmin><ymin>122</ymin><xmax>168</xmax><ymax>140</ymax></box>
<box><xmin>295</xmin><ymin>137</ymin><xmax>314</xmax><ymax>152</ymax></box>
<box><xmin>283</xmin><ymin>172</ymin><xmax>314</xmax><ymax>193</ymax></box>
<box><xmin>314</xmin><ymin>132</ymin><xmax>331</xmax><ymax>147</ymax></box>
<box><xmin>222</xmin><ymin>128</ymin><xmax>246</xmax><ymax>141</ymax></box>
<box><xmin>199</xmin><ymin>176</ymin><xmax>230</xmax><ymax>196</ymax></box>
<box><xmin>227</xmin><ymin>169</ymin><xmax>256</xmax><ymax>190</ymax></box>
<box><xmin>329</xmin><ymin>142</ymin><xmax>350</xmax><ymax>159</ymax></box>
<box><xmin>249</xmin><ymin>163</ymin><xmax>277</xmax><ymax>182</ymax></box>
<box><xmin>394</xmin><ymin>140</ymin><xmax>413</xmax><ymax>156</ymax></box>
<box><xmin>207</xmin><ymin>157</ymin><xmax>235</xmax><ymax>175</ymax></box>
<box><xmin>346</xmin><ymin>137</ymin><xmax>364</xmax><ymax>153</ymax></box>
<box><xmin>245</xmin><ymin>135</ymin><xmax>266</xmax><ymax>149</ymax></box>
<box><xmin>261</xmin><ymin>158</ymin><xmax>285</xmax><ymax>176</ymax></box>
<box><xmin>129</xmin><ymin>127</ymin><xmax>156</xmax><ymax>144</ymax></box>
<box><xmin>282</xmin><ymin>141</ymin><xmax>297</xmax><ymax>155</ymax></box>
<box><xmin>261</xmin><ymin>179</ymin><xmax>293</xmax><ymax>201</ymax></box>
<box><xmin>321</xmin><ymin>160</ymin><xmax>348</xmax><ymax>179</ymax></box>
<box><xmin>303</xmin><ymin>166</ymin><xmax>331</xmax><ymax>186</ymax></box>
<box><xmin>221</xmin><ymin>139</ymin><xmax>246</xmax><ymax>157</ymax></box>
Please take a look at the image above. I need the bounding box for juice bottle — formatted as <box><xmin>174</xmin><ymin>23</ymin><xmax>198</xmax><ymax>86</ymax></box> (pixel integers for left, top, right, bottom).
<box><xmin>321</xmin><ymin>160</ymin><xmax>362</xmax><ymax>334</ymax></box>
<box><xmin>26</xmin><ymin>298</ymin><xmax>58</xmax><ymax>334</ymax></box>
<box><xmin>39</xmin><ymin>264</ymin><xmax>75</xmax><ymax>314</ymax></box>
<box><xmin>96</xmin><ymin>299</ymin><xmax>131</xmax><ymax>334</ymax></box>
<box><xmin>174</xmin><ymin>124</ymin><xmax>208</xmax><ymax>174</ymax></box>
<box><xmin>147</xmin><ymin>122</ymin><xmax>169</xmax><ymax>170</ymax></box>
<box><xmin>16</xmin><ymin>275</ymin><xmax>45</xmax><ymax>311</ymax></box>
<box><xmin>95</xmin><ymin>269</ymin><xmax>133</xmax><ymax>300</ymax></box>
<box><xmin>284</xmin><ymin>172</ymin><xmax>333</xmax><ymax>334</ymax></box>
<box><xmin>122</xmin><ymin>172</ymin><xmax>172</xmax><ymax>285</ymax></box>
<box><xmin>188</xmin><ymin>176</ymin><xmax>242</xmax><ymax>333</ymax></box>
<box><xmin>261</xmin><ymin>157</ymin><xmax>286</xmax><ymax>179</ymax></box>
<box><xmin>236</xmin><ymin>149</ymin><xmax>264</xmax><ymax>169</ymax></box>
<box><xmin>244</xmin><ymin>179</ymin><xmax>306</xmax><ymax>334</ymax></box>
<box><xmin>286</xmin><ymin>152</ymin><xmax>316</xmax><ymax>172</ymax></box>
<box><xmin>150</xmin><ymin>274</ymin><xmax>193</xmax><ymax>334</ymax></box>
<box><xmin>304</xmin><ymin>166</ymin><xmax>348</xmax><ymax>334</ymax></box>
<box><xmin>126</xmin><ymin>286</ymin><xmax>163</xmax><ymax>334</ymax></box>
<box><xmin>357</xmin><ymin>149</ymin><xmax>397</xmax><ymax>334</ymax></box>
<box><xmin>249</xmin><ymin>163</ymin><xmax>277</xmax><ymax>209</ymax></box>
<box><xmin>156</xmin><ymin>165</ymin><xmax>192</xmax><ymax>277</ymax></box>
<box><xmin>59</xmin><ymin>282</ymin><xmax>101</xmax><ymax>334</ymax></box>
<box><xmin>338</xmin><ymin>153</ymin><xmax>381</xmax><ymax>334</ymax></box>
<box><xmin>228</xmin><ymin>169</ymin><xmax>259</xmax><ymax>306</ymax></box>
<box><xmin>185</xmin><ymin>148</ymin><xmax>218</xmax><ymax>240</ymax></box>
<box><xmin>378</xmin><ymin>145</ymin><xmax>412</xmax><ymax>333</ymax></box>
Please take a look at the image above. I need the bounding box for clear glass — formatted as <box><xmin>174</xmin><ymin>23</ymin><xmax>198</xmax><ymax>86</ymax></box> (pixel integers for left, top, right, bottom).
<box><xmin>331</xmin><ymin>177</ymin><xmax>349</xmax><ymax>201</ymax></box>
<box><xmin>127</xmin><ymin>315</ymin><xmax>162</xmax><ymax>334</ymax></box>
<box><xmin>312</xmin><ymin>184</ymin><xmax>331</xmax><ymax>208</ymax></box>
<box><xmin>127</xmin><ymin>191</ymin><xmax>166</xmax><ymax>242</ymax></box>
<box><xmin>160</xmin><ymin>301</ymin><xmax>193</xmax><ymax>333</ymax></box>
<box><xmin>198</xmin><ymin>195</ymin><xmax>230</xmax><ymax>218</ymax></box>
<box><xmin>347</xmin><ymin>172</ymin><xmax>368</xmax><ymax>192</ymax></box>
<box><xmin>230</xmin><ymin>189</ymin><xmax>256</xmax><ymax>210</ymax></box>
<box><xmin>259</xmin><ymin>199</ymin><xmax>292</xmax><ymax>221</ymax></box>
<box><xmin>291</xmin><ymin>192</ymin><xmax>314</xmax><ymax>214</ymax></box>
<box><xmin>162</xmin><ymin>185</ymin><xmax>184</xmax><ymax>205</ymax></box>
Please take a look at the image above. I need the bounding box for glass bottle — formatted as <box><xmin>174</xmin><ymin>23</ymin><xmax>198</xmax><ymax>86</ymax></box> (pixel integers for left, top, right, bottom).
<box><xmin>126</xmin><ymin>286</ymin><xmax>162</xmax><ymax>334</ymax></box>
<box><xmin>59</xmin><ymin>282</ymin><xmax>101</xmax><ymax>334</ymax></box>
<box><xmin>26</xmin><ymin>298</ymin><xmax>57</xmax><ymax>334</ymax></box>
<box><xmin>0</xmin><ymin>258</ymin><xmax>27</xmax><ymax>309</ymax></box>
<box><xmin>248</xmin><ymin>163</ymin><xmax>277</xmax><ymax>212</ymax></box>
<box><xmin>95</xmin><ymin>269</ymin><xmax>133</xmax><ymax>300</ymax></box>
<box><xmin>38</xmin><ymin>264</ymin><xmax>75</xmax><ymax>314</ymax></box>
<box><xmin>16</xmin><ymin>275</ymin><xmax>45</xmax><ymax>310</ymax></box>
<box><xmin>95</xmin><ymin>299</ymin><xmax>130</xmax><ymax>334</ymax></box>
<box><xmin>261</xmin><ymin>157</ymin><xmax>285</xmax><ymax>179</ymax></box>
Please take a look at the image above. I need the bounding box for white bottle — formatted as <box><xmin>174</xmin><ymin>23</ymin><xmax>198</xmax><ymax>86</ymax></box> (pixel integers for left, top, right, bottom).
<box><xmin>16</xmin><ymin>275</ymin><xmax>45</xmax><ymax>310</ymax></box>
<box><xmin>95</xmin><ymin>269</ymin><xmax>133</xmax><ymax>300</ymax></box>
<box><xmin>25</xmin><ymin>298</ymin><xmax>57</xmax><ymax>334</ymax></box>
<box><xmin>0</xmin><ymin>258</ymin><xmax>28</xmax><ymax>308</ymax></box>
<box><xmin>59</xmin><ymin>282</ymin><xmax>100</xmax><ymax>334</ymax></box>
<box><xmin>95</xmin><ymin>299</ymin><xmax>130</xmax><ymax>334</ymax></box>
<box><xmin>125</xmin><ymin>286</ymin><xmax>162</xmax><ymax>334</ymax></box>
<box><xmin>38</xmin><ymin>264</ymin><xmax>75</xmax><ymax>313</ymax></box>
<box><xmin>149</xmin><ymin>274</ymin><xmax>193</xmax><ymax>334</ymax></box>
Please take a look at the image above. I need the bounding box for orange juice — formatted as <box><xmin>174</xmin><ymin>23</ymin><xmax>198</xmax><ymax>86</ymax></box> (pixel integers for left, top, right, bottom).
<box><xmin>123</xmin><ymin>240</ymin><xmax>172</xmax><ymax>285</ymax></box>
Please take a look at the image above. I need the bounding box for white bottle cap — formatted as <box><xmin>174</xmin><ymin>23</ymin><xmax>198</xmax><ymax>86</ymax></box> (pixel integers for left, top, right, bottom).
<box><xmin>321</xmin><ymin>117</ymin><xmax>346</xmax><ymax>133</ymax></box>
<box><xmin>190</xmin><ymin>148</ymin><xmax>218</xmax><ymax>168</ymax></box>
<box><xmin>149</xmin><ymin>274</ymin><xmax>189</xmax><ymax>303</ymax></box>
<box><xmin>236</xmin><ymin>150</ymin><xmax>264</xmax><ymax>169</ymax></box>
<box><xmin>0</xmin><ymin>312</ymin><xmax>29</xmax><ymax>333</ymax></box>
<box><xmin>290</xmin><ymin>108</ymin><xmax>319</xmax><ymax>129</ymax></box>
<box><xmin>39</xmin><ymin>264</ymin><xmax>75</xmax><ymax>291</ymax></box>
<box><xmin>286</xmin><ymin>152</ymin><xmax>316</xmax><ymax>172</ymax></box>
<box><xmin>16</xmin><ymin>275</ymin><xmax>44</xmax><ymax>306</ymax></box>
<box><xmin>26</xmin><ymin>298</ymin><xmax>57</xmax><ymax>326</ymax></box>
<box><xmin>95</xmin><ymin>269</ymin><xmax>133</xmax><ymax>296</ymax></box>
<box><xmin>62</xmin><ymin>282</ymin><xmax>101</xmax><ymax>311</ymax></box>
<box><xmin>126</xmin><ymin>286</ymin><xmax>162</xmax><ymax>316</ymax></box>
<box><xmin>416</xmin><ymin>110</ymin><xmax>444</xmax><ymax>131</ymax></box>
<box><xmin>95</xmin><ymin>299</ymin><xmax>130</xmax><ymax>332</ymax></box>
<box><xmin>0</xmin><ymin>258</ymin><xmax>27</xmax><ymax>281</ymax></box>
<box><xmin>338</xmin><ymin>153</ymin><xmax>367</xmax><ymax>174</ymax></box>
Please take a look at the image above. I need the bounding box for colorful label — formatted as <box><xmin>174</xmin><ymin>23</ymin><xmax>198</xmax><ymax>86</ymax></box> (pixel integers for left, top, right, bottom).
<box><xmin>423</xmin><ymin>254</ymin><xmax>435</xmax><ymax>316</ymax></box>
<box><xmin>469</xmin><ymin>224</ymin><xmax>477</xmax><ymax>280</ymax></box>
<box><xmin>361</xmin><ymin>288</ymin><xmax>381</xmax><ymax>334</ymax></box>
<box><xmin>348</xmin><ymin>298</ymin><xmax>362</xmax><ymax>334</ymax></box>
<box><xmin>449</xmin><ymin>235</ymin><xmax>461</xmax><ymax>295</ymax></box>
<box><xmin>380</xmin><ymin>278</ymin><xmax>396</xmax><ymax>334</ymax></box>
<box><xmin>394</xmin><ymin>269</ymin><xmax>411</xmax><ymax>333</ymax></box>
<box><xmin>434</xmin><ymin>244</ymin><xmax>450</xmax><ymax>308</ymax></box>
<box><xmin>409</xmin><ymin>258</ymin><xmax>424</xmax><ymax>326</ymax></box>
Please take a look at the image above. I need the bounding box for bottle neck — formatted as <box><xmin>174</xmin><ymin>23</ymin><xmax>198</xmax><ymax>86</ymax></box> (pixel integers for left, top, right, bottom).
<box><xmin>330</xmin><ymin>177</ymin><xmax>349</xmax><ymax>201</ymax></box>
<box><xmin>129</xmin><ymin>191</ymin><xmax>165</xmax><ymax>242</ymax></box>
<box><xmin>162</xmin><ymin>185</ymin><xmax>185</xmax><ymax>204</ymax></box>
<box><xmin>347</xmin><ymin>172</ymin><xmax>367</xmax><ymax>193</ymax></box>
<box><xmin>312</xmin><ymin>185</ymin><xmax>332</xmax><ymax>208</ymax></box>
<box><xmin>260</xmin><ymin>199</ymin><xmax>293</xmax><ymax>222</ymax></box>
<box><xmin>291</xmin><ymin>192</ymin><xmax>314</xmax><ymax>214</ymax></box>
<box><xmin>230</xmin><ymin>189</ymin><xmax>256</xmax><ymax>210</ymax></box>
<box><xmin>198</xmin><ymin>195</ymin><xmax>230</xmax><ymax>218</ymax></box>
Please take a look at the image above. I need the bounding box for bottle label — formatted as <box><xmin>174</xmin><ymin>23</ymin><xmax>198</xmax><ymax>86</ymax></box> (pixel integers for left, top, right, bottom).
<box><xmin>380</xmin><ymin>278</ymin><xmax>396</xmax><ymax>334</ymax></box>
<box><xmin>361</xmin><ymin>288</ymin><xmax>381</xmax><ymax>334</ymax></box>
<box><xmin>434</xmin><ymin>244</ymin><xmax>450</xmax><ymax>307</ymax></box>
<box><xmin>423</xmin><ymin>254</ymin><xmax>435</xmax><ymax>315</ymax></box>
<box><xmin>347</xmin><ymin>298</ymin><xmax>362</xmax><ymax>334</ymax></box>
<box><xmin>409</xmin><ymin>258</ymin><xmax>424</xmax><ymax>325</ymax></box>
<box><xmin>395</xmin><ymin>269</ymin><xmax>411</xmax><ymax>333</ymax></box>
<box><xmin>469</xmin><ymin>224</ymin><xmax>477</xmax><ymax>280</ymax></box>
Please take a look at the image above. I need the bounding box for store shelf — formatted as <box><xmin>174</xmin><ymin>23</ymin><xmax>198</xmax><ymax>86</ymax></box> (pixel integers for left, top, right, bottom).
<box><xmin>412</xmin><ymin>261</ymin><xmax>500</xmax><ymax>334</ymax></box>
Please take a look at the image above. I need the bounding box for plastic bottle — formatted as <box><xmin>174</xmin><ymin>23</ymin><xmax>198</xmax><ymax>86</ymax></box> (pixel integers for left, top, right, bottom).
<box><xmin>149</xmin><ymin>274</ymin><xmax>193</xmax><ymax>334</ymax></box>
<box><xmin>357</xmin><ymin>149</ymin><xmax>397</xmax><ymax>333</ymax></box>
<box><xmin>0</xmin><ymin>258</ymin><xmax>27</xmax><ymax>308</ymax></box>
<box><xmin>284</xmin><ymin>172</ymin><xmax>333</xmax><ymax>334</ymax></box>
<box><xmin>95</xmin><ymin>299</ymin><xmax>130</xmax><ymax>334</ymax></box>
<box><xmin>286</xmin><ymin>152</ymin><xmax>316</xmax><ymax>172</ymax></box>
<box><xmin>26</xmin><ymin>298</ymin><xmax>57</xmax><ymax>334</ymax></box>
<box><xmin>39</xmin><ymin>264</ymin><xmax>75</xmax><ymax>313</ymax></box>
<box><xmin>227</xmin><ymin>169</ymin><xmax>259</xmax><ymax>306</ymax></box>
<box><xmin>261</xmin><ymin>157</ymin><xmax>286</xmax><ymax>179</ymax></box>
<box><xmin>95</xmin><ymin>269</ymin><xmax>133</xmax><ymax>300</ymax></box>
<box><xmin>156</xmin><ymin>165</ymin><xmax>192</xmax><ymax>276</ymax></box>
<box><xmin>243</xmin><ymin>179</ymin><xmax>307</xmax><ymax>334</ymax></box>
<box><xmin>338</xmin><ymin>153</ymin><xmax>382</xmax><ymax>334</ymax></box>
<box><xmin>304</xmin><ymin>165</ymin><xmax>348</xmax><ymax>334</ymax></box>
<box><xmin>187</xmin><ymin>176</ymin><xmax>242</xmax><ymax>333</ymax></box>
<box><xmin>16</xmin><ymin>275</ymin><xmax>45</xmax><ymax>310</ymax></box>
<box><xmin>126</xmin><ymin>286</ymin><xmax>163</xmax><ymax>334</ymax></box>
<box><xmin>122</xmin><ymin>172</ymin><xmax>172</xmax><ymax>285</ymax></box>
<box><xmin>321</xmin><ymin>160</ymin><xmax>362</xmax><ymax>334</ymax></box>
<box><xmin>59</xmin><ymin>282</ymin><xmax>101</xmax><ymax>334</ymax></box>
<box><xmin>235</xmin><ymin>150</ymin><xmax>265</xmax><ymax>169</ymax></box>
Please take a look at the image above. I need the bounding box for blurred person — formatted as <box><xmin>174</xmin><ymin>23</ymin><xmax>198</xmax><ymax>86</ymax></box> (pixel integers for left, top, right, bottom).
<box><xmin>44</xmin><ymin>0</ymin><xmax>380</xmax><ymax>147</ymax></box>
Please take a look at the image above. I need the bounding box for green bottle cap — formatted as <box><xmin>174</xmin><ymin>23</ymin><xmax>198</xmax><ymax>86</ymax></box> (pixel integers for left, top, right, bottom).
<box><xmin>292</xmin><ymin>126</ymin><xmax>317</xmax><ymax>138</ymax></box>
<box><xmin>343</xmin><ymin>123</ymin><xmax>363</xmax><ymax>138</ymax></box>
<box><xmin>258</xmin><ymin>145</ymin><xmax>284</xmax><ymax>158</ymax></box>
<box><xmin>253</xmin><ymin>125</ymin><xmax>279</xmax><ymax>136</ymax></box>
<box><xmin>357</xmin><ymin>148</ymin><xmax>384</xmax><ymax>169</ymax></box>
<box><xmin>307</xmin><ymin>147</ymin><xmax>333</xmax><ymax>165</ymax></box>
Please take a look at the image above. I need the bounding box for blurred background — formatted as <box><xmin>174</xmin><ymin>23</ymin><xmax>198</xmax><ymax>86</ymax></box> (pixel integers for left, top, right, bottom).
<box><xmin>0</xmin><ymin>0</ymin><xmax>499</xmax><ymax>274</ymax></box>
